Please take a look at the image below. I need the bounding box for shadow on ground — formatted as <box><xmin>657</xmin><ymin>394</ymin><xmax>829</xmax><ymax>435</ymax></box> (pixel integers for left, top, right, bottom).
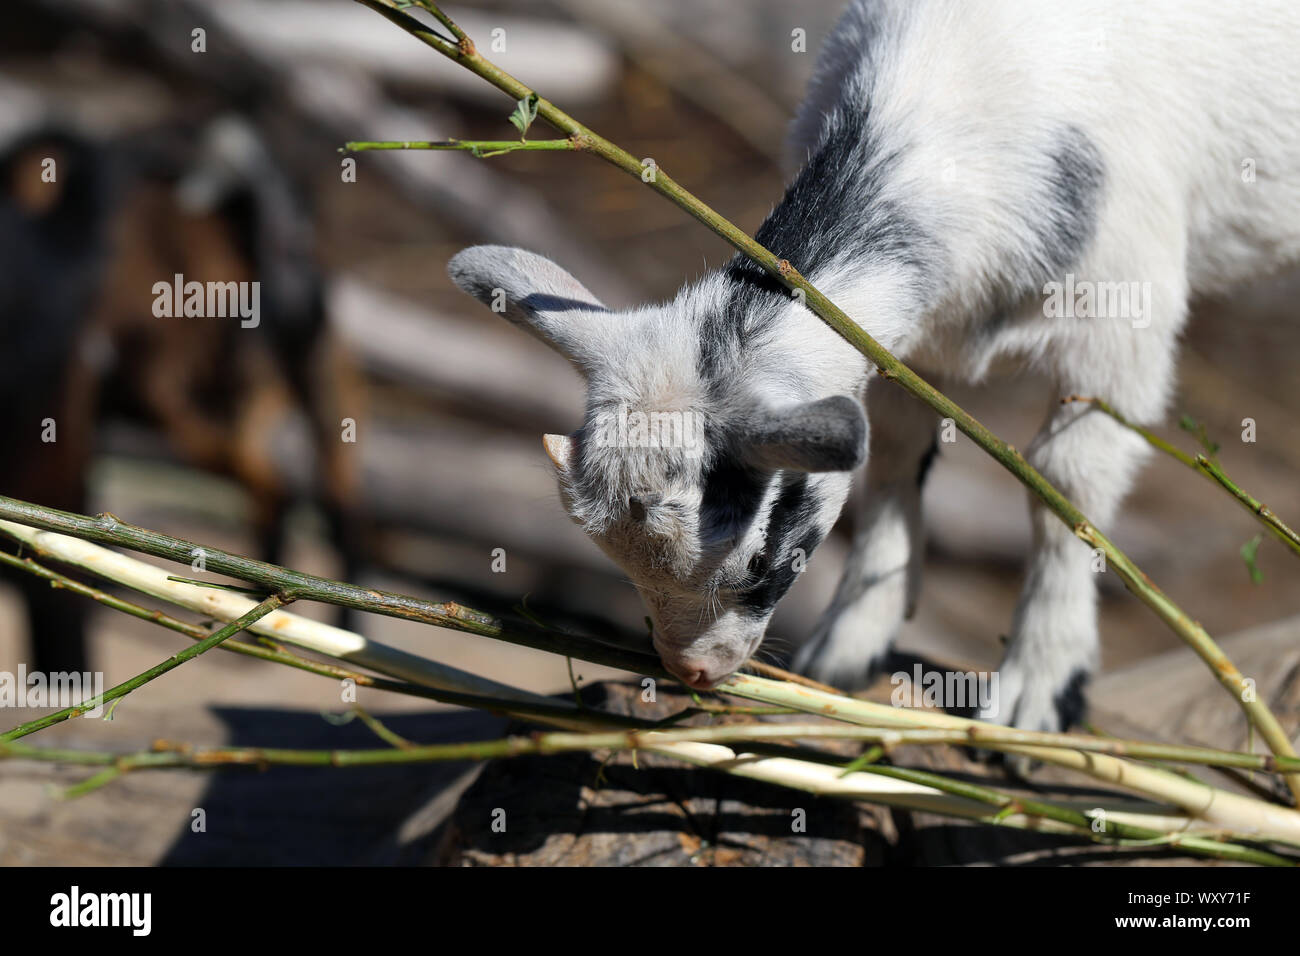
<box><xmin>159</xmin><ymin>707</ymin><xmax>507</xmax><ymax>866</ymax></box>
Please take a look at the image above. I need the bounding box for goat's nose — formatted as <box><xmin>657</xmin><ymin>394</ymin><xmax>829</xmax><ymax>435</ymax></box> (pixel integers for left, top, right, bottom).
<box><xmin>666</xmin><ymin>659</ymin><xmax>726</xmax><ymax>691</ymax></box>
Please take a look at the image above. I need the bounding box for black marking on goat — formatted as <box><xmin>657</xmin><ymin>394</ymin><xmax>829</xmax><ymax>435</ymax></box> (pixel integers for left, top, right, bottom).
<box><xmin>968</xmin><ymin>125</ymin><xmax>1107</xmax><ymax>348</ymax></box>
<box><xmin>700</xmin><ymin>455</ymin><xmax>767</xmax><ymax>541</ymax></box>
<box><xmin>985</xmin><ymin>125</ymin><xmax>1105</xmax><ymax>317</ymax></box>
<box><xmin>518</xmin><ymin>293</ymin><xmax>610</xmax><ymax>316</ymax></box>
<box><xmin>728</xmin><ymin>110</ymin><xmax>932</xmax><ymax>293</ymax></box>
<box><xmin>736</xmin><ymin>474</ymin><xmax>819</xmax><ymax>614</ymax></box>
<box><xmin>1052</xmin><ymin>667</ymin><xmax>1090</xmax><ymax>732</ymax></box>
<box><xmin>1036</xmin><ymin>125</ymin><xmax>1106</xmax><ymax>280</ymax></box>
<box><xmin>916</xmin><ymin>437</ymin><xmax>939</xmax><ymax>488</ymax></box>
<box><xmin>698</xmin><ymin>104</ymin><xmax>941</xmax><ymax>388</ymax></box>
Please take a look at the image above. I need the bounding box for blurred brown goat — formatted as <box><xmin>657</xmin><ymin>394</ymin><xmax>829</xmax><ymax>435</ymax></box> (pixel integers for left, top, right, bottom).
<box><xmin>0</xmin><ymin>117</ymin><xmax>366</xmax><ymax>673</ymax></box>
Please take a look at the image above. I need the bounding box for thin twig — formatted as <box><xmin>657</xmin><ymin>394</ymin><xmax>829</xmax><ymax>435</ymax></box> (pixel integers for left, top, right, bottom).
<box><xmin>0</xmin><ymin>541</ymin><xmax>638</xmax><ymax>729</ymax></box>
<box><xmin>1064</xmin><ymin>395</ymin><xmax>1300</xmax><ymax>558</ymax></box>
<box><xmin>0</xmin><ymin>731</ymin><xmax>1290</xmax><ymax>864</ymax></box>
<box><xmin>405</xmin><ymin>0</ymin><xmax>467</xmax><ymax>44</ymax></box>
<box><xmin>343</xmin><ymin>138</ymin><xmax>578</xmax><ymax>157</ymax></box>
<box><xmin>0</xmin><ymin>509</ymin><xmax>662</xmax><ymax>678</ymax></box>
<box><xmin>856</xmin><ymin>762</ymin><xmax>1294</xmax><ymax>866</ymax></box>
<box><xmin>719</xmin><ymin>673</ymin><xmax>1300</xmax><ymax>844</ymax></box>
<box><xmin>0</xmin><ymin>592</ymin><xmax>293</xmax><ymax>741</ymax></box>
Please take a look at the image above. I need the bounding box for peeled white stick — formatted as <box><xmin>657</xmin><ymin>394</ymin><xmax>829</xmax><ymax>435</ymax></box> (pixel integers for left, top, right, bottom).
<box><xmin>724</xmin><ymin>673</ymin><xmax>1300</xmax><ymax>847</ymax></box>
<box><xmin>0</xmin><ymin>520</ymin><xmax>562</xmax><ymax>710</ymax></box>
<box><xmin>641</xmin><ymin>740</ymin><xmax>1243</xmax><ymax>844</ymax></box>
<box><xmin>652</xmin><ymin>740</ymin><xmax>1003</xmax><ymax>818</ymax></box>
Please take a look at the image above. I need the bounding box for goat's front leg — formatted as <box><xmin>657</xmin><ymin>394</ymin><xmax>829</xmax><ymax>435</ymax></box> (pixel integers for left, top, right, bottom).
<box><xmin>980</xmin><ymin>317</ymin><xmax>1180</xmax><ymax>739</ymax></box>
<box><xmin>793</xmin><ymin>382</ymin><xmax>938</xmax><ymax>687</ymax></box>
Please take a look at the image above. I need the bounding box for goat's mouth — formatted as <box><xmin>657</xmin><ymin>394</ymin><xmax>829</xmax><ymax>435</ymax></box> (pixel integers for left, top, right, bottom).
<box><xmin>656</xmin><ymin>632</ymin><xmax>765</xmax><ymax>691</ymax></box>
<box><xmin>662</xmin><ymin>658</ymin><xmax>730</xmax><ymax>691</ymax></box>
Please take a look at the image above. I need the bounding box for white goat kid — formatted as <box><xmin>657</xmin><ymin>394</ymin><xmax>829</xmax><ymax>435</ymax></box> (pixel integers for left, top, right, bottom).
<box><xmin>448</xmin><ymin>0</ymin><xmax>1300</xmax><ymax>735</ymax></box>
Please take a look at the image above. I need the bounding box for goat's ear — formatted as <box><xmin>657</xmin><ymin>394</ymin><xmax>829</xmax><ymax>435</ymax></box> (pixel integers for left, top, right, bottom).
<box><xmin>541</xmin><ymin>433</ymin><xmax>575</xmax><ymax>474</ymax></box>
<box><xmin>743</xmin><ymin>395</ymin><xmax>868</xmax><ymax>473</ymax></box>
<box><xmin>448</xmin><ymin>245</ymin><xmax>610</xmax><ymax>369</ymax></box>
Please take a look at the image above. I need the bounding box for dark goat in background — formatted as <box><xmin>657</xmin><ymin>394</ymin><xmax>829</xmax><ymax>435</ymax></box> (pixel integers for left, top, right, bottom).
<box><xmin>0</xmin><ymin>128</ymin><xmax>111</xmax><ymax>673</ymax></box>
<box><xmin>0</xmin><ymin>118</ymin><xmax>366</xmax><ymax>673</ymax></box>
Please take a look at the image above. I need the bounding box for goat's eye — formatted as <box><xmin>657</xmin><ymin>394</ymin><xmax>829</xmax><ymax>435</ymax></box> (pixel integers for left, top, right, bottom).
<box><xmin>747</xmin><ymin>552</ymin><xmax>768</xmax><ymax>577</ymax></box>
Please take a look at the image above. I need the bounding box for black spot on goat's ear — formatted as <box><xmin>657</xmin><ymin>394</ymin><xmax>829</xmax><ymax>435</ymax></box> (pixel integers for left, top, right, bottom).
<box><xmin>744</xmin><ymin>395</ymin><xmax>867</xmax><ymax>473</ymax></box>
<box><xmin>447</xmin><ymin>245</ymin><xmax>610</xmax><ymax>370</ymax></box>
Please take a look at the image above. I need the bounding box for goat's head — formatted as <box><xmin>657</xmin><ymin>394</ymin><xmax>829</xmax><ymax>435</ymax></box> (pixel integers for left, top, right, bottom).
<box><xmin>449</xmin><ymin>245</ymin><xmax>866</xmax><ymax>689</ymax></box>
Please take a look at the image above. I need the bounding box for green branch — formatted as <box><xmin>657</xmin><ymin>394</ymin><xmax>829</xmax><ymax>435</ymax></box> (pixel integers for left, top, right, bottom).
<box><xmin>721</xmin><ymin>672</ymin><xmax>1300</xmax><ymax>842</ymax></box>
<box><xmin>343</xmin><ymin>138</ymin><xmax>577</xmax><ymax>157</ymax></box>
<box><xmin>857</xmin><ymin>763</ymin><xmax>1293</xmax><ymax>866</ymax></box>
<box><xmin>0</xmin><ymin>543</ymin><xmax>651</xmax><ymax>729</ymax></box>
<box><xmin>0</xmin><ymin>502</ymin><xmax>666</xmax><ymax>679</ymax></box>
<box><xmin>8</xmin><ymin>536</ymin><xmax>1298</xmax><ymax>778</ymax></box>
<box><xmin>401</xmin><ymin>0</ymin><xmax>467</xmax><ymax>44</ymax></box>
<box><xmin>1065</xmin><ymin>395</ymin><xmax>1300</xmax><ymax>559</ymax></box>
<box><xmin>1</xmin><ymin>728</ymin><xmax>1290</xmax><ymax>864</ymax></box>
<box><xmin>0</xmin><ymin>592</ymin><xmax>292</xmax><ymax>741</ymax></box>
